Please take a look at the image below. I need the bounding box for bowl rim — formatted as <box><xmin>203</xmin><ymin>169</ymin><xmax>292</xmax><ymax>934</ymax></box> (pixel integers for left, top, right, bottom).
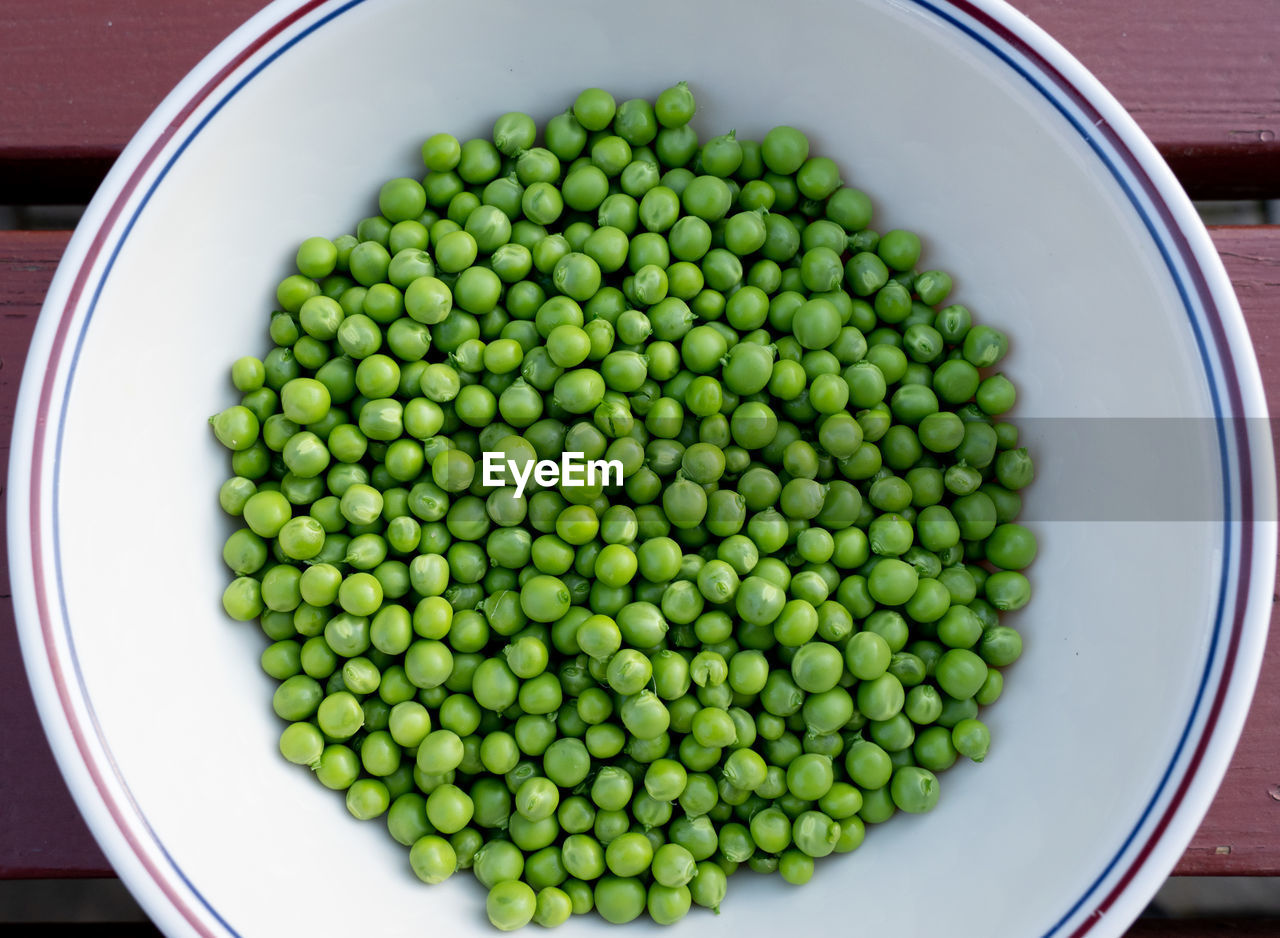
<box><xmin>8</xmin><ymin>0</ymin><xmax>1275</xmax><ymax>936</ymax></box>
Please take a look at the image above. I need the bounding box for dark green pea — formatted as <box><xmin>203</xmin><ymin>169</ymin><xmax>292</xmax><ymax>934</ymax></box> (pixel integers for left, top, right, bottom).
<box><xmin>996</xmin><ymin>447</ymin><xmax>1035</xmax><ymax>490</ymax></box>
<box><xmin>962</xmin><ymin>325</ymin><xmax>1009</xmax><ymax>367</ymax></box>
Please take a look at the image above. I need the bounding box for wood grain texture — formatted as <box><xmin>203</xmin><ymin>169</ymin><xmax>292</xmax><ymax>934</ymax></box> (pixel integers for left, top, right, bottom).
<box><xmin>1126</xmin><ymin>922</ymin><xmax>1280</xmax><ymax>937</ymax></box>
<box><xmin>0</xmin><ymin>0</ymin><xmax>264</xmax><ymax>203</ymax></box>
<box><xmin>0</xmin><ymin>0</ymin><xmax>1278</xmax><ymax>201</ymax></box>
<box><xmin>0</xmin><ymin>926</ymin><xmax>160</xmax><ymax>935</ymax></box>
<box><xmin>1013</xmin><ymin>0</ymin><xmax>1280</xmax><ymax>197</ymax></box>
<box><xmin>0</xmin><ymin>232</ymin><xmax>110</xmax><ymax>876</ymax></box>
<box><xmin>1176</xmin><ymin>228</ymin><xmax>1280</xmax><ymax>877</ymax></box>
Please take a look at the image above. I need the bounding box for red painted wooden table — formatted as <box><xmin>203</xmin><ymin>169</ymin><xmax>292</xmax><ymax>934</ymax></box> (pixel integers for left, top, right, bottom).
<box><xmin>1</xmin><ymin>1</ymin><xmax>1277</xmax><ymax>932</ymax></box>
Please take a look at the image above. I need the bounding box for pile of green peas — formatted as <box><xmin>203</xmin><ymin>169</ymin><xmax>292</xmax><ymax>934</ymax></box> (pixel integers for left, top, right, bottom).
<box><xmin>211</xmin><ymin>82</ymin><xmax>1036</xmax><ymax>931</ymax></box>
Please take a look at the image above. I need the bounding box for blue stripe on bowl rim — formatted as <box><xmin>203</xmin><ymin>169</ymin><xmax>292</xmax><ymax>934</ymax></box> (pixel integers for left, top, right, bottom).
<box><xmin>21</xmin><ymin>1</ymin><xmax>1255</xmax><ymax>936</ymax></box>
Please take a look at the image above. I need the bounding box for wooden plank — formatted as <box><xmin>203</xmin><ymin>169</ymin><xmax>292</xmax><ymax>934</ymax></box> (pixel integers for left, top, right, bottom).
<box><xmin>0</xmin><ymin>228</ymin><xmax>1276</xmax><ymax>880</ymax></box>
<box><xmin>1176</xmin><ymin>228</ymin><xmax>1280</xmax><ymax>876</ymax></box>
<box><xmin>0</xmin><ymin>926</ymin><xmax>159</xmax><ymax>935</ymax></box>
<box><xmin>0</xmin><ymin>0</ymin><xmax>263</xmax><ymax>203</ymax></box>
<box><xmin>0</xmin><ymin>232</ymin><xmax>110</xmax><ymax>876</ymax></box>
<box><xmin>0</xmin><ymin>1</ymin><xmax>1278</xmax><ymax>202</ymax></box>
<box><xmin>1014</xmin><ymin>0</ymin><xmax>1280</xmax><ymax>198</ymax></box>
<box><xmin>1126</xmin><ymin>922</ymin><xmax>1280</xmax><ymax>937</ymax></box>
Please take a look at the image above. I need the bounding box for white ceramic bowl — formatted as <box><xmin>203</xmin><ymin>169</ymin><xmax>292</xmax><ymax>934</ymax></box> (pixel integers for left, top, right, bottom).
<box><xmin>10</xmin><ymin>1</ymin><xmax>1276</xmax><ymax>936</ymax></box>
